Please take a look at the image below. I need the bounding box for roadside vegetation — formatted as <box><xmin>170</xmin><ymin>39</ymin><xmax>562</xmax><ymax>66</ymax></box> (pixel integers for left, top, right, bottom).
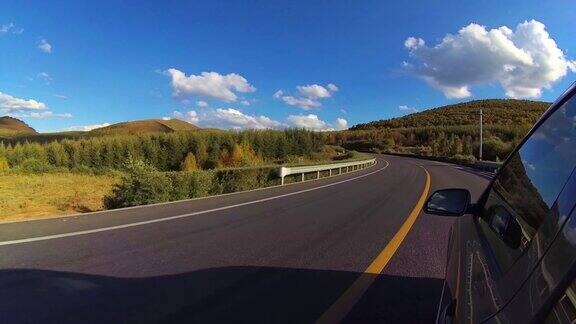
<box><xmin>0</xmin><ymin>128</ymin><xmax>368</xmax><ymax>221</ymax></box>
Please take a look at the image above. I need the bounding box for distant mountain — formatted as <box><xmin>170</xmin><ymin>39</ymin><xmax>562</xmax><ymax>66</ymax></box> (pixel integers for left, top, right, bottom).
<box><xmin>88</xmin><ymin>119</ymin><xmax>199</xmax><ymax>136</ymax></box>
<box><xmin>351</xmin><ymin>99</ymin><xmax>550</xmax><ymax>130</ymax></box>
<box><xmin>0</xmin><ymin>118</ymin><xmax>200</xmax><ymax>144</ymax></box>
<box><xmin>0</xmin><ymin>116</ymin><xmax>37</xmax><ymax>135</ymax></box>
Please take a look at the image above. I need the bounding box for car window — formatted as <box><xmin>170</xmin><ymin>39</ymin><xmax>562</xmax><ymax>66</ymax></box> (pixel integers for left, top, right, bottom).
<box><xmin>480</xmin><ymin>93</ymin><xmax>576</xmax><ymax>272</ymax></box>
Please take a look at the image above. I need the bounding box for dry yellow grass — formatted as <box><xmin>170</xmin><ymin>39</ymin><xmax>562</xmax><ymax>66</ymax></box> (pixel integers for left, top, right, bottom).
<box><xmin>0</xmin><ymin>173</ymin><xmax>119</xmax><ymax>223</ymax></box>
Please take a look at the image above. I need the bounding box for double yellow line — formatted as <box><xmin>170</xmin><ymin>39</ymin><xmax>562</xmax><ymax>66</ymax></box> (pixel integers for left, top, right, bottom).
<box><xmin>317</xmin><ymin>166</ymin><xmax>431</xmax><ymax>323</ymax></box>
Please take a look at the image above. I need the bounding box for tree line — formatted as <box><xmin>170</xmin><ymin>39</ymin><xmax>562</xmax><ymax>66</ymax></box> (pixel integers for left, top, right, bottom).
<box><xmin>325</xmin><ymin>124</ymin><xmax>527</xmax><ymax>162</ymax></box>
<box><xmin>0</xmin><ymin>129</ymin><xmax>324</xmax><ymax>173</ymax></box>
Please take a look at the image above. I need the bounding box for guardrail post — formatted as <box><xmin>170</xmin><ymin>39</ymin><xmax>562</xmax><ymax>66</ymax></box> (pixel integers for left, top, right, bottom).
<box><xmin>301</xmin><ymin>173</ymin><xmax>305</xmax><ymax>182</ymax></box>
<box><xmin>281</xmin><ymin>176</ymin><xmax>284</xmax><ymax>185</ymax></box>
<box><xmin>329</xmin><ymin>169</ymin><xmax>332</xmax><ymax>176</ymax></box>
<box><xmin>317</xmin><ymin>170</ymin><xmax>320</xmax><ymax>179</ymax></box>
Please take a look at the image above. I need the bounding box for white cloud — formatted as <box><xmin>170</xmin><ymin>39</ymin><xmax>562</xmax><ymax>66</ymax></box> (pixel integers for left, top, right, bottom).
<box><xmin>335</xmin><ymin>118</ymin><xmax>348</xmax><ymax>130</ymax></box>
<box><xmin>327</xmin><ymin>83</ymin><xmax>339</xmax><ymax>92</ymax></box>
<box><xmin>172</xmin><ymin>106</ymin><xmax>347</xmax><ymax>131</ymax></box>
<box><xmin>173</xmin><ymin>108</ymin><xmax>281</xmax><ymax>130</ymax></box>
<box><xmin>212</xmin><ymin>108</ymin><xmax>281</xmax><ymax>129</ymax></box>
<box><xmin>297</xmin><ymin>84</ymin><xmax>332</xmax><ymax>99</ymax></box>
<box><xmin>340</xmin><ymin>108</ymin><xmax>347</xmax><ymax>115</ymax></box>
<box><xmin>0</xmin><ymin>23</ymin><xmax>23</xmax><ymax>34</ymax></box>
<box><xmin>404</xmin><ymin>37</ymin><xmax>425</xmax><ymax>50</ymax></box>
<box><xmin>274</xmin><ymin>83</ymin><xmax>338</xmax><ymax>110</ymax></box>
<box><xmin>0</xmin><ymin>91</ymin><xmax>72</xmax><ymax>120</ymax></box>
<box><xmin>162</xmin><ymin>116</ymin><xmax>171</xmax><ymax>120</ymax></box>
<box><xmin>54</xmin><ymin>94</ymin><xmax>68</xmax><ymax>99</ymax></box>
<box><xmin>38</xmin><ymin>39</ymin><xmax>52</xmax><ymax>53</ymax></box>
<box><xmin>37</xmin><ymin>72</ymin><xmax>52</xmax><ymax>84</ymax></box>
<box><xmin>64</xmin><ymin>123</ymin><xmax>111</xmax><ymax>132</ymax></box>
<box><xmin>403</xmin><ymin>20</ymin><xmax>576</xmax><ymax>99</ymax></box>
<box><xmin>165</xmin><ymin>68</ymin><xmax>255</xmax><ymax>102</ymax></box>
<box><xmin>196</xmin><ymin>100</ymin><xmax>208</xmax><ymax>107</ymax></box>
<box><xmin>287</xmin><ymin>114</ymin><xmax>348</xmax><ymax>131</ymax></box>
<box><xmin>173</xmin><ymin>110</ymin><xmax>199</xmax><ymax>124</ymax></box>
<box><xmin>280</xmin><ymin>95</ymin><xmax>322</xmax><ymax>110</ymax></box>
<box><xmin>0</xmin><ymin>23</ymin><xmax>14</xmax><ymax>33</ymax></box>
<box><xmin>240</xmin><ymin>100</ymin><xmax>250</xmax><ymax>106</ymax></box>
<box><xmin>11</xmin><ymin>111</ymin><xmax>72</xmax><ymax>119</ymax></box>
<box><xmin>399</xmin><ymin>105</ymin><xmax>419</xmax><ymax>113</ymax></box>
<box><xmin>287</xmin><ymin>114</ymin><xmax>328</xmax><ymax>130</ymax></box>
<box><xmin>0</xmin><ymin>92</ymin><xmax>46</xmax><ymax>112</ymax></box>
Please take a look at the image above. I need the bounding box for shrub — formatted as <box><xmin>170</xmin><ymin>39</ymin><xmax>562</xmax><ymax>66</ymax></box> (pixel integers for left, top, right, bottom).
<box><xmin>104</xmin><ymin>158</ymin><xmax>172</xmax><ymax>209</ymax></box>
<box><xmin>451</xmin><ymin>154</ymin><xmax>477</xmax><ymax>164</ymax></box>
<box><xmin>215</xmin><ymin>168</ymin><xmax>278</xmax><ymax>193</ymax></box>
<box><xmin>482</xmin><ymin>136</ymin><xmax>512</xmax><ymax>161</ymax></box>
<box><xmin>167</xmin><ymin>171</ymin><xmax>216</xmax><ymax>200</ymax></box>
<box><xmin>19</xmin><ymin>158</ymin><xmax>54</xmax><ymax>174</ymax></box>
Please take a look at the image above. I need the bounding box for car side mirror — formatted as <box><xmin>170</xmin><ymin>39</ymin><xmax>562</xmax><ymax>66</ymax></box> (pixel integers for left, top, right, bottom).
<box><xmin>424</xmin><ymin>189</ymin><xmax>471</xmax><ymax>216</ymax></box>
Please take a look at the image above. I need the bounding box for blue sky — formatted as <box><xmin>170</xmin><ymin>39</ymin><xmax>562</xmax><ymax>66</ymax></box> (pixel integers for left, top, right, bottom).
<box><xmin>1</xmin><ymin>0</ymin><xmax>575</xmax><ymax>132</ymax></box>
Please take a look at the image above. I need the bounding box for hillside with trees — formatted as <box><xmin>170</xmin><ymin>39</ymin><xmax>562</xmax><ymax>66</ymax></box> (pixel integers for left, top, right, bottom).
<box><xmin>89</xmin><ymin>119</ymin><xmax>199</xmax><ymax>136</ymax></box>
<box><xmin>352</xmin><ymin>99</ymin><xmax>549</xmax><ymax>129</ymax></box>
<box><xmin>0</xmin><ymin>118</ymin><xmax>201</xmax><ymax>144</ymax></box>
<box><xmin>330</xmin><ymin>99</ymin><xmax>550</xmax><ymax>162</ymax></box>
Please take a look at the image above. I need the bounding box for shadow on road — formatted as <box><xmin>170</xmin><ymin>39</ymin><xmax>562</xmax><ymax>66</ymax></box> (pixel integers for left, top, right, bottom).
<box><xmin>415</xmin><ymin>161</ymin><xmax>495</xmax><ymax>181</ymax></box>
<box><xmin>0</xmin><ymin>267</ymin><xmax>442</xmax><ymax>323</ymax></box>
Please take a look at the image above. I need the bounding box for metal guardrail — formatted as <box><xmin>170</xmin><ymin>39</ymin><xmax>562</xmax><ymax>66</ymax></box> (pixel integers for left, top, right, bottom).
<box><xmin>474</xmin><ymin>161</ymin><xmax>502</xmax><ymax>173</ymax></box>
<box><xmin>278</xmin><ymin>158</ymin><xmax>377</xmax><ymax>185</ymax></box>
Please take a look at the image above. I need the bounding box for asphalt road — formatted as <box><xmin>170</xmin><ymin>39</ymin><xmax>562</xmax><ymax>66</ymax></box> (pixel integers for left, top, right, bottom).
<box><xmin>0</xmin><ymin>154</ymin><xmax>490</xmax><ymax>323</ymax></box>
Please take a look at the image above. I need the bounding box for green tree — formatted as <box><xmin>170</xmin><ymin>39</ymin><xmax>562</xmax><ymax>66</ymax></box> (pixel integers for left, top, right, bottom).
<box><xmin>195</xmin><ymin>140</ymin><xmax>208</xmax><ymax>168</ymax></box>
<box><xmin>104</xmin><ymin>157</ymin><xmax>172</xmax><ymax>209</ymax></box>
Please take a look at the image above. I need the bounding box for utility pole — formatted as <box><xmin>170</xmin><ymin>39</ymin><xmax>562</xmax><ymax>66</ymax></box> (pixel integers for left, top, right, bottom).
<box><xmin>479</xmin><ymin>109</ymin><xmax>483</xmax><ymax>161</ymax></box>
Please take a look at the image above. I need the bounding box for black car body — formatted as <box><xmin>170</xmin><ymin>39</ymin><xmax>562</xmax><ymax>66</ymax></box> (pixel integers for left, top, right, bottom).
<box><xmin>432</xmin><ymin>82</ymin><xmax>576</xmax><ymax>323</ymax></box>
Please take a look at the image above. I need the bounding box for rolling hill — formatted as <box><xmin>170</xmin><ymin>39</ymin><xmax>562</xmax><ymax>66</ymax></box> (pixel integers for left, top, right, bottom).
<box><xmin>88</xmin><ymin>119</ymin><xmax>199</xmax><ymax>136</ymax></box>
<box><xmin>351</xmin><ymin>99</ymin><xmax>550</xmax><ymax>130</ymax></box>
<box><xmin>0</xmin><ymin>117</ymin><xmax>37</xmax><ymax>135</ymax></box>
<box><xmin>0</xmin><ymin>118</ymin><xmax>200</xmax><ymax>144</ymax></box>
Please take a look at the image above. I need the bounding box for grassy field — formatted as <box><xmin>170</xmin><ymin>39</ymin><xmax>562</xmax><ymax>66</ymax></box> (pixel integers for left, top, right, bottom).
<box><xmin>0</xmin><ymin>173</ymin><xmax>119</xmax><ymax>222</ymax></box>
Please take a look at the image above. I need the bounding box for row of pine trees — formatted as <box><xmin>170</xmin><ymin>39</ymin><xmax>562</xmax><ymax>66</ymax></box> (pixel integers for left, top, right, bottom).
<box><xmin>0</xmin><ymin>122</ymin><xmax>529</xmax><ymax>174</ymax></box>
<box><xmin>0</xmin><ymin>129</ymin><xmax>324</xmax><ymax>172</ymax></box>
<box><xmin>325</xmin><ymin>124</ymin><xmax>525</xmax><ymax>161</ymax></box>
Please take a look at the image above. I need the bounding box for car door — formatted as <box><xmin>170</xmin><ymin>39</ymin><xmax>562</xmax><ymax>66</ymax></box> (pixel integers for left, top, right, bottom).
<box><xmin>448</xmin><ymin>83</ymin><xmax>576</xmax><ymax>323</ymax></box>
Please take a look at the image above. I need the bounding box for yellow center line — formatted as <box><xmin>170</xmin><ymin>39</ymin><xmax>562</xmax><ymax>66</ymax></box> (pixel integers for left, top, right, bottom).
<box><xmin>316</xmin><ymin>166</ymin><xmax>431</xmax><ymax>324</ymax></box>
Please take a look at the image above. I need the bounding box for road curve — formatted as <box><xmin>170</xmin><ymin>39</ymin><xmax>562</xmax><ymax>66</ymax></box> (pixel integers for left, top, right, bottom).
<box><xmin>0</xmin><ymin>155</ymin><xmax>490</xmax><ymax>323</ymax></box>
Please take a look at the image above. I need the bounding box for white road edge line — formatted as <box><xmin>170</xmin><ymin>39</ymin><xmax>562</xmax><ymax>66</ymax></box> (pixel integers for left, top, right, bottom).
<box><xmin>0</xmin><ymin>160</ymin><xmax>389</xmax><ymax>246</ymax></box>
